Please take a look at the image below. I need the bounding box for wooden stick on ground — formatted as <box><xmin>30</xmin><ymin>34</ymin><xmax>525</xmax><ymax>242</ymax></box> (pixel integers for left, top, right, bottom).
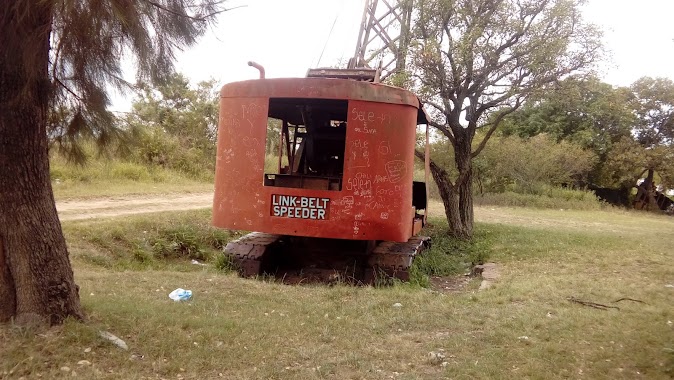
<box><xmin>567</xmin><ymin>297</ymin><xmax>620</xmax><ymax>311</ymax></box>
<box><xmin>613</xmin><ymin>297</ymin><xmax>647</xmax><ymax>304</ymax></box>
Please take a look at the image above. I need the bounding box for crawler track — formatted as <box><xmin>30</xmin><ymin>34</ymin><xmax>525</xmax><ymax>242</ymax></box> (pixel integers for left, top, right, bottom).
<box><xmin>224</xmin><ymin>232</ymin><xmax>282</xmax><ymax>276</ymax></box>
<box><xmin>224</xmin><ymin>233</ymin><xmax>430</xmax><ymax>284</ymax></box>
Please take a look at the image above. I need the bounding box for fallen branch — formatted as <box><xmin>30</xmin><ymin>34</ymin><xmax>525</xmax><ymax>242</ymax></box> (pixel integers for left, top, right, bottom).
<box><xmin>567</xmin><ymin>297</ymin><xmax>620</xmax><ymax>311</ymax></box>
<box><xmin>613</xmin><ymin>297</ymin><xmax>647</xmax><ymax>304</ymax></box>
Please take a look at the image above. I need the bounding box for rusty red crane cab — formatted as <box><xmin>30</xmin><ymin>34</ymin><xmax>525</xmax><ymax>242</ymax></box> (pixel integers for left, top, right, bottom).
<box><xmin>212</xmin><ymin>66</ymin><xmax>430</xmax><ymax>282</ymax></box>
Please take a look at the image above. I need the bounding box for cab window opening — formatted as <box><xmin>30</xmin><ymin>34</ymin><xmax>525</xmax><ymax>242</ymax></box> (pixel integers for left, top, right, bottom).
<box><xmin>263</xmin><ymin>98</ymin><xmax>348</xmax><ymax>191</ymax></box>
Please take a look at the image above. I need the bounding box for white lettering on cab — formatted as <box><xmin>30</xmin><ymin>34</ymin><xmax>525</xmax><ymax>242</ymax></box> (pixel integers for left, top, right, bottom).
<box><xmin>271</xmin><ymin>195</ymin><xmax>330</xmax><ymax>220</ymax></box>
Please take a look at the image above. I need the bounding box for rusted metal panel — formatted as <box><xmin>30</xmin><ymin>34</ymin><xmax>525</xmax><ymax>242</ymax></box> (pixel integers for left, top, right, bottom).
<box><xmin>213</xmin><ymin>78</ymin><xmax>421</xmax><ymax>242</ymax></box>
<box><xmin>219</xmin><ymin>78</ymin><xmax>420</xmax><ymax>109</ymax></box>
<box><xmin>306</xmin><ymin>68</ymin><xmax>379</xmax><ymax>81</ymax></box>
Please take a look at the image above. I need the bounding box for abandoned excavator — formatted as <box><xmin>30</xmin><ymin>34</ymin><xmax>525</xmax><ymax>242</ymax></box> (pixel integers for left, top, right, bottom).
<box><xmin>211</xmin><ymin>1</ymin><xmax>430</xmax><ymax>283</ymax></box>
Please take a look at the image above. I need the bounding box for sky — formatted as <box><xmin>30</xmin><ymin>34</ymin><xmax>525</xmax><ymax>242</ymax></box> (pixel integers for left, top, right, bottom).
<box><xmin>582</xmin><ymin>0</ymin><xmax>674</xmax><ymax>86</ymax></box>
<box><xmin>113</xmin><ymin>0</ymin><xmax>674</xmax><ymax>110</ymax></box>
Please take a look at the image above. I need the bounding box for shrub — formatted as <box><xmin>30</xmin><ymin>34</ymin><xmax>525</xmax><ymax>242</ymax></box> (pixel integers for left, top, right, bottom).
<box><xmin>110</xmin><ymin>162</ymin><xmax>151</xmax><ymax>181</ymax></box>
<box><xmin>152</xmin><ymin>227</ymin><xmax>208</xmax><ymax>261</ymax></box>
<box><xmin>476</xmin><ymin>134</ymin><xmax>597</xmax><ymax>193</ymax></box>
<box><xmin>474</xmin><ymin>185</ymin><xmax>608</xmax><ymax>210</ymax></box>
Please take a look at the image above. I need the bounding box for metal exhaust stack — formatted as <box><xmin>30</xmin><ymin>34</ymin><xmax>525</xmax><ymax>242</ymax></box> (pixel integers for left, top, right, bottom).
<box><xmin>247</xmin><ymin>61</ymin><xmax>265</xmax><ymax>79</ymax></box>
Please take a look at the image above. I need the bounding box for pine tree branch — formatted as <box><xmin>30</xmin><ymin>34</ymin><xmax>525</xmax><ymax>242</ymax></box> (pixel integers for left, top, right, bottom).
<box><xmin>144</xmin><ymin>0</ymin><xmax>245</xmax><ymax>22</ymax></box>
<box><xmin>54</xmin><ymin>78</ymin><xmax>84</xmax><ymax>103</ymax></box>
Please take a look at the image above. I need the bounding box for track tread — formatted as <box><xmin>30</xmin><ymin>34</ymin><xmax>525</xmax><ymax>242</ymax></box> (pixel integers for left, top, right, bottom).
<box><xmin>224</xmin><ymin>232</ymin><xmax>282</xmax><ymax>276</ymax></box>
<box><xmin>224</xmin><ymin>233</ymin><xmax>430</xmax><ymax>283</ymax></box>
<box><xmin>367</xmin><ymin>236</ymin><xmax>430</xmax><ymax>281</ymax></box>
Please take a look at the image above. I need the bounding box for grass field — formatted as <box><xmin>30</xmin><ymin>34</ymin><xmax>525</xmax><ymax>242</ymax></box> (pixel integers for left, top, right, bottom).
<box><xmin>53</xmin><ymin>180</ymin><xmax>214</xmax><ymax>200</ymax></box>
<box><xmin>1</xmin><ymin>202</ymin><xmax>673</xmax><ymax>379</ymax></box>
<box><xmin>49</xmin><ymin>156</ymin><xmax>214</xmax><ymax>200</ymax></box>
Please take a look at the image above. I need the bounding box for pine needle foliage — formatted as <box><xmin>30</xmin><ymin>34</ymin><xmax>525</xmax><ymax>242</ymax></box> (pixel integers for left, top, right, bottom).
<box><xmin>16</xmin><ymin>0</ymin><xmax>231</xmax><ymax>162</ymax></box>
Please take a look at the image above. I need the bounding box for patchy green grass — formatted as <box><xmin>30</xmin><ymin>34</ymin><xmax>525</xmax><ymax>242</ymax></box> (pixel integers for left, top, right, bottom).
<box><xmin>409</xmin><ymin>223</ymin><xmax>494</xmax><ymax>286</ymax></box>
<box><xmin>1</xmin><ymin>206</ymin><xmax>673</xmax><ymax>379</ymax></box>
<box><xmin>62</xmin><ymin>209</ymin><xmax>238</xmax><ymax>271</ymax></box>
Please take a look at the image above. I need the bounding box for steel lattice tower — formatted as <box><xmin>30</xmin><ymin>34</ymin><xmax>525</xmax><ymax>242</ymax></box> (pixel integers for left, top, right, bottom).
<box><xmin>348</xmin><ymin>0</ymin><xmax>414</xmax><ymax>81</ymax></box>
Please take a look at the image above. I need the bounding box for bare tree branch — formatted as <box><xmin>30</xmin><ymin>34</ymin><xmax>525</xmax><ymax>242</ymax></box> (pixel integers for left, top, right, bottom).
<box><xmin>429</xmin><ymin>119</ymin><xmax>455</xmax><ymax>144</ymax></box>
<box><xmin>415</xmin><ymin>149</ymin><xmax>456</xmax><ymax>189</ymax></box>
<box><xmin>471</xmin><ymin>98</ymin><xmax>522</xmax><ymax>158</ymax></box>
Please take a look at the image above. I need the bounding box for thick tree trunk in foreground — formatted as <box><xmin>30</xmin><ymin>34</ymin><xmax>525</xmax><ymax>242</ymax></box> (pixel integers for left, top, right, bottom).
<box><xmin>0</xmin><ymin>3</ymin><xmax>83</xmax><ymax>324</ymax></box>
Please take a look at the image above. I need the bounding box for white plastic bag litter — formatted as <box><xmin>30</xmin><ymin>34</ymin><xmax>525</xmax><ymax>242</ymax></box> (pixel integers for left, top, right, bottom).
<box><xmin>168</xmin><ymin>288</ymin><xmax>192</xmax><ymax>301</ymax></box>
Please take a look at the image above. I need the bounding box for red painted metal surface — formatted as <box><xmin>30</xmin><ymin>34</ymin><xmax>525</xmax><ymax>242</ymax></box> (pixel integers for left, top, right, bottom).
<box><xmin>212</xmin><ymin>78</ymin><xmax>424</xmax><ymax>242</ymax></box>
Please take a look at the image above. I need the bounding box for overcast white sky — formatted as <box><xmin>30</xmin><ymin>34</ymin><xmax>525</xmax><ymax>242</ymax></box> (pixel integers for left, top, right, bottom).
<box><xmin>114</xmin><ymin>0</ymin><xmax>674</xmax><ymax>110</ymax></box>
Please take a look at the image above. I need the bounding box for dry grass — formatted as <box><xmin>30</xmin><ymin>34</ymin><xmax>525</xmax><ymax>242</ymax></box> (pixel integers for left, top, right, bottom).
<box><xmin>52</xmin><ymin>180</ymin><xmax>213</xmax><ymax>200</ymax></box>
<box><xmin>50</xmin><ymin>155</ymin><xmax>213</xmax><ymax>200</ymax></box>
<box><xmin>1</xmin><ymin>204</ymin><xmax>673</xmax><ymax>379</ymax></box>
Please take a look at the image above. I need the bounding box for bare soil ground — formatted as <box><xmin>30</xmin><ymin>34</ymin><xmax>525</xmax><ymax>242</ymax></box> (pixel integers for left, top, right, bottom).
<box><xmin>56</xmin><ymin>192</ymin><xmax>213</xmax><ymax>221</ymax></box>
<box><xmin>429</xmin><ymin>275</ymin><xmax>475</xmax><ymax>292</ymax></box>
<box><xmin>55</xmin><ymin>193</ymin><xmax>621</xmax><ymax>228</ymax></box>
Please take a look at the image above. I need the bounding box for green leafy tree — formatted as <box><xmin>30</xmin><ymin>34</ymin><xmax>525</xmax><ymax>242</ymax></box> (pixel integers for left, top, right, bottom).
<box><xmin>0</xmin><ymin>1</ymin><xmax>230</xmax><ymax>325</ymax></box>
<box><xmin>495</xmin><ymin>76</ymin><xmax>674</xmax><ymax>206</ymax></box>
<box><xmin>126</xmin><ymin>73</ymin><xmax>219</xmax><ymax>177</ymax></box>
<box><xmin>478</xmin><ymin>134</ymin><xmax>596</xmax><ymax>193</ymax></box>
<box><xmin>499</xmin><ymin>76</ymin><xmax>635</xmax><ymax>186</ymax></box>
<box><xmin>132</xmin><ymin>74</ymin><xmax>219</xmax><ymax>146</ymax></box>
<box><xmin>628</xmin><ymin>77</ymin><xmax>674</xmax><ymax>208</ymax></box>
<box><xmin>502</xmin><ymin>77</ymin><xmax>634</xmax><ymax>158</ymax></box>
<box><xmin>600</xmin><ymin>137</ymin><xmax>671</xmax><ymax>191</ymax></box>
<box><xmin>266</xmin><ymin>119</ymin><xmax>282</xmax><ymax>154</ymax></box>
<box><xmin>409</xmin><ymin>0</ymin><xmax>602</xmax><ymax>238</ymax></box>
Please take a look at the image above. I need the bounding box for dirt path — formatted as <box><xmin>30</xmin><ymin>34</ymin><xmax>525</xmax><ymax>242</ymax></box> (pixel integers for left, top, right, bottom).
<box><xmin>57</xmin><ymin>193</ymin><xmax>213</xmax><ymax>221</ymax></box>
<box><xmin>54</xmin><ymin>194</ymin><xmax>581</xmax><ymax>225</ymax></box>
<box><xmin>57</xmin><ymin>195</ymin><xmax>662</xmax><ymax>235</ymax></box>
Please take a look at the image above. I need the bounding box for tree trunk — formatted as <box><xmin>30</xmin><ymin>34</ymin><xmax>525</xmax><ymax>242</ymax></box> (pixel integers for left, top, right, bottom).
<box><xmin>428</xmin><ymin>161</ymin><xmax>472</xmax><ymax>239</ymax></box>
<box><xmin>642</xmin><ymin>168</ymin><xmax>660</xmax><ymax>211</ymax></box>
<box><xmin>456</xmin><ymin>142</ymin><xmax>474</xmax><ymax>237</ymax></box>
<box><xmin>425</xmin><ymin>130</ymin><xmax>475</xmax><ymax>239</ymax></box>
<box><xmin>431</xmin><ymin>165</ymin><xmax>462</xmax><ymax>234</ymax></box>
<box><xmin>0</xmin><ymin>3</ymin><xmax>84</xmax><ymax>325</ymax></box>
